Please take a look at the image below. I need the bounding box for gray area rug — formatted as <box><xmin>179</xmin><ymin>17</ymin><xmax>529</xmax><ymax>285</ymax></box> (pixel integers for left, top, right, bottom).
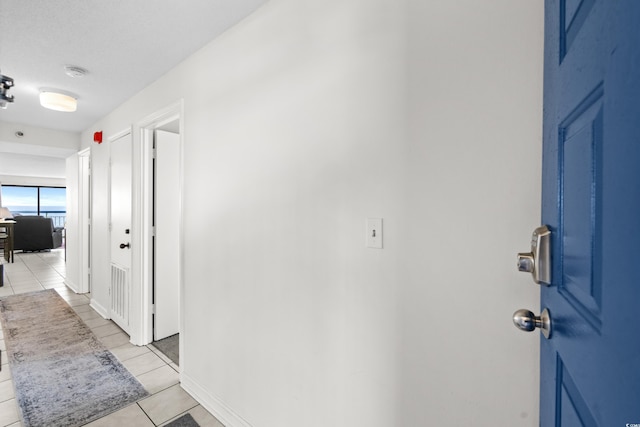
<box><xmin>165</xmin><ymin>413</ymin><xmax>200</xmax><ymax>427</ymax></box>
<box><xmin>153</xmin><ymin>333</ymin><xmax>179</xmax><ymax>365</ymax></box>
<box><xmin>0</xmin><ymin>289</ymin><xmax>149</xmax><ymax>427</ymax></box>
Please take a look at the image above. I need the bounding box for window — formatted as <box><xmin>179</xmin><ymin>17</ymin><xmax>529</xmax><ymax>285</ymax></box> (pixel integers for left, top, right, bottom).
<box><xmin>1</xmin><ymin>185</ymin><xmax>66</xmax><ymax>228</ymax></box>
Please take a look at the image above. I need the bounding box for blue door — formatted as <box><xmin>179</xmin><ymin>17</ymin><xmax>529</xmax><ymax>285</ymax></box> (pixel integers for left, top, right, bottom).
<box><xmin>540</xmin><ymin>1</ymin><xmax>640</xmax><ymax>425</ymax></box>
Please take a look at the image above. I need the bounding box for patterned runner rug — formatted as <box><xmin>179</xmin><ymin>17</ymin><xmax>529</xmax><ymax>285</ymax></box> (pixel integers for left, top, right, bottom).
<box><xmin>0</xmin><ymin>289</ymin><xmax>149</xmax><ymax>427</ymax></box>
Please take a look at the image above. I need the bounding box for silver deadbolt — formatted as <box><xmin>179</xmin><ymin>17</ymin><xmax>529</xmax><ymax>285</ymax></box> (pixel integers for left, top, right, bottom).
<box><xmin>517</xmin><ymin>225</ymin><xmax>551</xmax><ymax>286</ymax></box>
<box><xmin>513</xmin><ymin>308</ymin><xmax>552</xmax><ymax>339</ymax></box>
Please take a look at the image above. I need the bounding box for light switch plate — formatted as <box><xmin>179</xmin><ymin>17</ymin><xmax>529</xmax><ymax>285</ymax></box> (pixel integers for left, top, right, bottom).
<box><xmin>366</xmin><ymin>218</ymin><xmax>383</xmax><ymax>249</ymax></box>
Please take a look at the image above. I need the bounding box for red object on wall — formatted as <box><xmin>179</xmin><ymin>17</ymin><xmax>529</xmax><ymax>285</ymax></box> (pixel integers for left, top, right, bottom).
<box><xmin>94</xmin><ymin>131</ymin><xmax>103</xmax><ymax>144</ymax></box>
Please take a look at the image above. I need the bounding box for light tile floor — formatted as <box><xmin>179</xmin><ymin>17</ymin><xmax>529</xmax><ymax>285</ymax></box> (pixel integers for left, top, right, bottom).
<box><xmin>0</xmin><ymin>249</ymin><xmax>223</xmax><ymax>427</ymax></box>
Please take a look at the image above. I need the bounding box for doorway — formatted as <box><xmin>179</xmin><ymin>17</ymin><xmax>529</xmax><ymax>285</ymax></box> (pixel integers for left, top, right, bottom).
<box><xmin>152</xmin><ymin>126</ymin><xmax>181</xmax><ymax>364</ymax></box>
<box><xmin>137</xmin><ymin>102</ymin><xmax>183</xmax><ymax>365</ymax></box>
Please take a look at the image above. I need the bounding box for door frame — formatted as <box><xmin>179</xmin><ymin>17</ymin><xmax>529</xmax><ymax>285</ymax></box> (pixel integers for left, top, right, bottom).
<box><xmin>78</xmin><ymin>147</ymin><xmax>91</xmax><ymax>294</ymax></box>
<box><xmin>135</xmin><ymin>101</ymin><xmax>184</xmax><ymax>350</ymax></box>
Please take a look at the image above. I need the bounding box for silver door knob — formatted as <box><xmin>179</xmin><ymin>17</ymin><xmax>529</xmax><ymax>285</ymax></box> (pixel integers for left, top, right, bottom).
<box><xmin>513</xmin><ymin>308</ymin><xmax>552</xmax><ymax>339</ymax></box>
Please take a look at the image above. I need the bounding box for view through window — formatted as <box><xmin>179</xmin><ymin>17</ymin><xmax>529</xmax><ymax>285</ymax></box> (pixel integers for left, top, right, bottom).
<box><xmin>1</xmin><ymin>185</ymin><xmax>66</xmax><ymax>227</ymax></box>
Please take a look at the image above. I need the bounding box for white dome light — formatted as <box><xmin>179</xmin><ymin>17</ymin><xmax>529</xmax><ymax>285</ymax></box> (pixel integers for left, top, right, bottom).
<box><xmin>40</xmin><ymin>91</ymin><xmax>77</xmax><ymax>112</ymax></box>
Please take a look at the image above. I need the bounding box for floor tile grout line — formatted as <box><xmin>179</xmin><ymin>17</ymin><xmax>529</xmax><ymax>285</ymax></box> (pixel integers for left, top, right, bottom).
<box><xmin>136</xmin><ymin>401</ymin><xmax>160</xmax><ymax>426</ymax></box>
<box><xmin>139</xmin><ymin>399</ymin><xmax>200</xmax><ymax>427</ymax></box>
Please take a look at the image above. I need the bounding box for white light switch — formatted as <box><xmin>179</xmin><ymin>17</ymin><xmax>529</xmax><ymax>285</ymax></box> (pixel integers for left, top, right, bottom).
<box><xmin>366</xmin><ymin>218</ymin><xmax>383</xmax><ymax>249</ymax></box>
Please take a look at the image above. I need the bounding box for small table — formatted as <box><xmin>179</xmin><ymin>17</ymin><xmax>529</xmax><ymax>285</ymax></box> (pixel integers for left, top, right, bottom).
<box><xmin>0</xmin><ymin>220</ymin><xmax>16</xmax><ymax>263</ymax></box>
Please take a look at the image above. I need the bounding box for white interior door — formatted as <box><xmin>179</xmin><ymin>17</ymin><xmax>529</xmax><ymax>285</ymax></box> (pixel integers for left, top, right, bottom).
<box><xmin>110</xmin><ymin>132</ymin><xmax>133</xmax><ymax>333</ymax></box>
<box><xmin>153</xmin><ymin>129</ymin><xmax>180</xmax><ymax>341</ymax></box>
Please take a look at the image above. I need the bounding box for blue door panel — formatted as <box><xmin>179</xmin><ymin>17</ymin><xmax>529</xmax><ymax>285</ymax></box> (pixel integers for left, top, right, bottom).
<box><xmin>541</xmin><ymin>1</ymin><xmax>640</xmax><ymax>425</ymax></box>
<box><xmin>560</xmin><ymin>0</ymin><xmax>596</xmax><ymax>62</ymax></box>
<box><xmin>558</xmin><ymin>358</ymin><xmax>598</xmax><ymax>427</ymax></box>
<box><xmin>559</xmin><ymin>90</ymin><xmax>603</xmax><ymax>329</ymax></box>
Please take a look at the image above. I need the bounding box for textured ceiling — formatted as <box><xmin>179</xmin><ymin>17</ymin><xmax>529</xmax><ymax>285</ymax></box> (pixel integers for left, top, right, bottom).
<box><xmin>0</xmin><ymin>0</ymin><xmax>267</xmax><ymax>134</ymax></box>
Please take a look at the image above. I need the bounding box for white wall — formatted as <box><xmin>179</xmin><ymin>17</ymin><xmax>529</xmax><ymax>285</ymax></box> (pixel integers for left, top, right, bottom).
<box><xmin>80</xmin><ymin>0</ymin><xmax>543</xmax><ymax>425</ymax></box>
<box><xmin>0</xmin><ymin>153</ymin><xmax>66</xmax><ymax>179</ymax></box>
<box><xmin>400</xmin><ymin>1</ymin><xmax>543</xmax><ymax>425</ymax></box>
<box><xmin>87</xmin><ymin>135</ymin><xmax>112</xmax><ymax>317</ymax></box>
<box><xmin>0</xmin><ymin>121</ymin><xmax>78</xmax><ymax>206</ymax></box>
<box><xmin>65</xmin><ymin>153</ymin><xmax>80</xmax><ymax>291</ymax></box>
<box><xmin>0</xmin><ymin>121</ymin><xmax>80</xmax><ymax>152</ymax></box>
<box><xmin>0</xmin><ymin>122</ymin><xmax>79</xmax><ymax>180</ymax></box>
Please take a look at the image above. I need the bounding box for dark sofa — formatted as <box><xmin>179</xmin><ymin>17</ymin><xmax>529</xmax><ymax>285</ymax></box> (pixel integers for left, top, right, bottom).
<box><xmin>13</xmin><ymin>216</ymin><xmax>63</xmax><ymax>252</ymax></box>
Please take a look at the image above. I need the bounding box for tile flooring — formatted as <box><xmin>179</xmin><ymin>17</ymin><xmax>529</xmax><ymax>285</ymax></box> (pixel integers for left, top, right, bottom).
<box><xmin>0</xmin><ymin>249</ymin><xmax>223</xmax><ymax>427</ymax></box>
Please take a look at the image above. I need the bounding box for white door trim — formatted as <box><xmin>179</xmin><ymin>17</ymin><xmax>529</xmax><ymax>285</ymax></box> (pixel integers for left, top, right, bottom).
<box><xmin>78</xmin><ymin>147</ymin><xmax>91</xmax><ymax>294</ymax></box>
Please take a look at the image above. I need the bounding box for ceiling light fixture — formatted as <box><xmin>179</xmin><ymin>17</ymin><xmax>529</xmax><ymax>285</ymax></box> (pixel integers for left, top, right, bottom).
<box><xmin>40</xmin><ymin>91</ymin><xmax>77</xmax><ymax>112</ymax></box>
<box><xmin>0</xmin><ymin>69</ymin><xmax>15</xmax><ymax>109</ymax></box>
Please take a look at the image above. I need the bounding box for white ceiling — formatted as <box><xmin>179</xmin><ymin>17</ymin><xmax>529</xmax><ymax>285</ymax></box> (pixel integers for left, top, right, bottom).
<box><xmin>0</xmin><ymin>0</ymin><xmax>267</xmax><ymax>134</ymax></box>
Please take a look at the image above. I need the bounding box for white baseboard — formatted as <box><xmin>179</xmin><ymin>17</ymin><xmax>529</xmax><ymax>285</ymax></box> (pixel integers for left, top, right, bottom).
<box><xmin>89</xmin><ymin>298</ymin><xmax>109</xmax><ymax>319</ymax></box>
<box><xmin>181</xmin><ymin>373</ymin><xmax>254</xmax><ymax>427</ymax></box>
